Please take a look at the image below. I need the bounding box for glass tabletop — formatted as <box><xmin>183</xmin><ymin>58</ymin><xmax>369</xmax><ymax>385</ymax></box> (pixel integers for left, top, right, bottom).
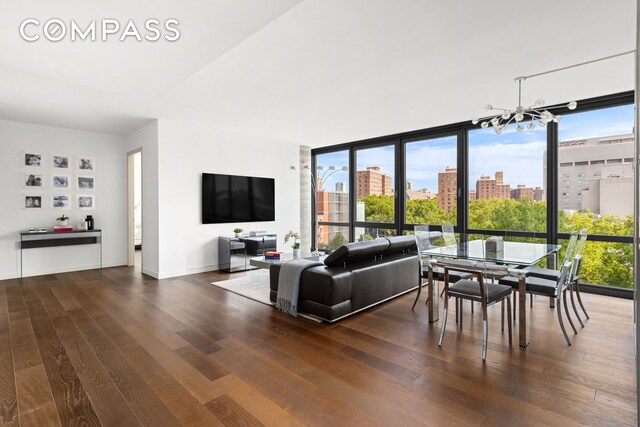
<box><xmin>421</xmin><ymin>238</ymin><xmax>561</xmax><ymax>266</ymax></box>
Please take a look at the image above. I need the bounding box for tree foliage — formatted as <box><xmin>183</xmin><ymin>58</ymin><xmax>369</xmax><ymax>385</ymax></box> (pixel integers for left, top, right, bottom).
<box><xmin>356</xmin><ymin>195</ymin><xmax>633</xmax><ymax>288</ymax></box>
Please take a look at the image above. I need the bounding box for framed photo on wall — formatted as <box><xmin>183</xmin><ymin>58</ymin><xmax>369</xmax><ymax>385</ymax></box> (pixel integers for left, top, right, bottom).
<box><xmin>24</xmin><ymin>173</ymin><xmax>43</xmax><ymax>188</ymax></box>
<box><xmin>78</xmin><ymin>156</ymin><xmax>95</xmax><ymax>172</ymax></box>
<box><xmin>24</xmin><ymin>153</ymin><xmax>42</xmax><ymax>167</ymax></box>
<box><xmin>77</xmin><ymin>176</ymin><xmax>95</xmax><ymax>190</ymax></box>
<box><xmin>53</xmin><ymin>154</ymin><xmax>70</xmax><ymax>169</ymax></box>
<box><xmin>24</xmin><ymin>195</ymin><xmax>43</xmax><ymax>209</ymax></box>
<box><xmin>78</xmin><ymin>194</ymin><xmax>95</xmax><ymax>210</ymax></box>
<box><xmin>52</xmin><ymin>194</ymin><xmax>70</xmax><ymax>209</ymax></box>
<box><xmin>52</xmin><ymin>174</ymin><xmax>70</xmax><ymax>189</ymax></box>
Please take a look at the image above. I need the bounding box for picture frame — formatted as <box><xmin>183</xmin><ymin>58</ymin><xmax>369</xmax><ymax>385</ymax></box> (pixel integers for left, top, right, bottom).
<box><xmin>77</xmin><ymin>194</ymin><xmax>95</xmax><ymax>210</ymax></box>
<box><xmin>24</xmin><ymin>152</ymin><xmax>42</xmax><ymax>167</ymax></box>
<box><xmin>52</xmin><ymin>194</ymin><xmax>71</xmax><ymax>209</ymax></box>
<box><xmin>24</xmin><ymin>194</ymin><xmax>43</xmax><ymax>209</ymax></box>
<box><xmin>24</xmin><ymin>173</ymin><xmax>43</xmax><ymax>188</ymax></box>
<box><xmin>52</xmin><ymin>174</ymin><xmax>70</xmax><ymax>189</ymax></box>
<box><xmin>78</xmin><ymin>156</ymin><xmax>95</xmax><ymax>172</ymax></box>
<box><xmin>52</xmin><ymin>154</ymin><xmax>70</xmax><ymax>169</ymax></box>
<box><xmin>77</xmin><ymin>176</ymin><xmax>95</xmax><ymax>190</ymax></box>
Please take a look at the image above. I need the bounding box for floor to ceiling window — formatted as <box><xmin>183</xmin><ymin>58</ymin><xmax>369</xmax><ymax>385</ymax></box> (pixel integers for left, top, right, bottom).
<box><xmin>556</xmin><ymin>104</ymin><xmax>634</xmax><ymax>289</ymax></box>
<box><xmin>354</xmin><ymin>144</ymin><xmax>397</xmax><ymax>241</ymax></box>
<box><xmin>404</xmin><ymin>134</ymin><xmax>458</xmax><ymax>227</ymax></box>
<box><xmin>467</xmin><ymin>122</ymin><xmax>547</xmax><ymax>234</ymax></box>
<box><xmin>311</xmin><ymin>91</ymin><xmax>634</xmax><ymax>295</ymax></box>
<box><xmin>315</xmin><ymin>151</ymin><xmax>350</xmax><ymax>251</ymax></box>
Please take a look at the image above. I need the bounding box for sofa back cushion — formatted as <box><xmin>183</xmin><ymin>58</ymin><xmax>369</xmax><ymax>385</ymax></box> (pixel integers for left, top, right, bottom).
<box><xmin>324</xmin><ymin>238</ymin><xmax>390</xmax><ymax>267</ymax></box>
<box><xmin>383</xmin><ymin>235</ymin><xmax>417</xmax><ymax>255</ymax></box>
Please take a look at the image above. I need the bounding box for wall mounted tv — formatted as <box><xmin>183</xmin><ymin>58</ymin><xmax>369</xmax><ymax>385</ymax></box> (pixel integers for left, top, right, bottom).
<box><xmin>202</xmin><ymin>173</ymin><xmax>275</xmax><ymax>224</ymax></box>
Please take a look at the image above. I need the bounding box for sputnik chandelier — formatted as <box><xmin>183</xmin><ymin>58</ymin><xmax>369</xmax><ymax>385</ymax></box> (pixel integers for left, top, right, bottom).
<box><xmin>472</xmin><ymin>77</ymin><xmax>577</xmax><ymax>134</ymax></box>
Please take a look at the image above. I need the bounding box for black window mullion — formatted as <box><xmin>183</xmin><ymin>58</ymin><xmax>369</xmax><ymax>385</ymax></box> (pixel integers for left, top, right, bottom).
<box><xmin>458</xmin><ymin>128</ymin><xmax>468</xmax><ymax>234</ymax></box>
<box><xmin>396</xmin><ymin>140</ymin><xmax>404</xmax><ymax>236</ymax></box>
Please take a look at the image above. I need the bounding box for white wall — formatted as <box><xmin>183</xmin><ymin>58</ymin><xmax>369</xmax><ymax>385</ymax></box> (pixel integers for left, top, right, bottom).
<box><xmin>156</xmin><ymin>119</ymin><xmax>300</xmax><ymax>278</ymax></box>
<box><xmin>0</xmin><ymin>119</ymin><xmax>127</xmax><ymax>279</ymax></box>
<box><xmin>124</xmin><ymin>121</ymin><xmax>160</xmax><ymax>277</ymax></box>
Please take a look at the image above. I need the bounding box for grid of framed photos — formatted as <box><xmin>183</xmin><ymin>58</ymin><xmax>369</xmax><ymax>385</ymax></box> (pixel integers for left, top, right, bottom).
<box><xmin>22</xmin><ymin>152</ymin><xmax>95</xmax><ymax>210</ymax></box>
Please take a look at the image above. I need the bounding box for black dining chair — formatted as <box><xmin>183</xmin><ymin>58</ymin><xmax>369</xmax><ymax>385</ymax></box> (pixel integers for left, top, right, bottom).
<box><xmin>412</xmin><ymin>225</ymin><xmax>472</xmax><ymax>312</ymax></box>
<box><xmin>439</xmin><ymin>261</ymin><xmax>512</xmax><ymax>361</ymax></box>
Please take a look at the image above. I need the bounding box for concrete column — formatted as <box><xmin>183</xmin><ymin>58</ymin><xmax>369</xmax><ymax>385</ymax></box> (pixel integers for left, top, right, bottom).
<box><xmin>299</xmin><ymin>145</ymin><xmax>312</xmax><ymax>253</ymax></box>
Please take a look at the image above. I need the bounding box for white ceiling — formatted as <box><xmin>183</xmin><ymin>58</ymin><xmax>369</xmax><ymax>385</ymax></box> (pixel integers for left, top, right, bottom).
<box><xmin>0</xmin><ymin>0</ymin><xmax>636</xmax><ymax>146</ymax></box>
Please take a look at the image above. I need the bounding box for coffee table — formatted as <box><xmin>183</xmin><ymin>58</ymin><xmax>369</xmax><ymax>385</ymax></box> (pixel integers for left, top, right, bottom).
<box><xmin>249</xmin><ymin>252</ymin><xmax>322</xmax><ymax>269</ymax></box>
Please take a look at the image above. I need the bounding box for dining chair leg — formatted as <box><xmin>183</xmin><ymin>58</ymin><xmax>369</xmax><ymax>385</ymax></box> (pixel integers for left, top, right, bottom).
<box><xmin>438</xmin><ymin>296</ymin><xmax>449</xmax><ymax>346</ymax></box>
<box><xmin>574</xmin><ymin>282</ymin><xmax>590</xmax><ymax>320</ymax></box>
<box><xmin>459</xmin><ymin>299</ymin><xmax>464</xmax><ymax>330</ymax></box>
<box><xmin>455</xmin><ymin>297</ymin><xmax>459</xmax><ymax>323</ymax></box>
<box><xmin>506</xmin><ymin>296</ymin><xmax>512</xmax><ymax>344</ymax></box>
<box><xmin>481</xmin><ymin>303</ymin><xmax>488</xmax><ymax>361</ymax></box>
<box><xmin>556</xmin><ymin>295</ymin><xmax>572</xmax><ymax>346</ymax></box>
<box><xmin>512</xmin><ymin>290</ymin><xmax>517</xmax><ymax>320</ymax></box>
<box><xmin>501</xmin><ymin>300</ymin><xmax>504</xmax><ymax>332</ymax></box>
<box><xmin>471</xmin><ymin>301</ymin><xmax>474</xmax><ymax>314</ymax></box>
<box><xmin>569</xmin><ymin>282</ymin><xmax>584</xmax><ymax>328</ymax></box>
<box><xmin>563</xmin><ymin>290</ymin><xmax>578</xmax><ymax>334</ymax></box>
<box><xmin>411</xmin><ymin>278</ymin><xmax>422</xmax><ymax>310</ymax></box>
<box><xmin>530</xmin><ymin>293</ymin><xmax>533</xmax><ymax>308</ymax></box>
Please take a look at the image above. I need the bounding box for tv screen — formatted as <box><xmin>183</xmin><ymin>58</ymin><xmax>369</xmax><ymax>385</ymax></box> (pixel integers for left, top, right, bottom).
<box><xmin>202</xmin><ymin>173</ymin><xmax>275</xmax><ymax>224</ymax></box>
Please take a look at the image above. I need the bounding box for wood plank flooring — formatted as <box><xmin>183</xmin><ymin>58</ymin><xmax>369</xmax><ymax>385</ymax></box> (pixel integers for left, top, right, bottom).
<box><xmin>0</xmin><ymin>266</ymin><xmax>635</xmax><ymax>426</ymax></box>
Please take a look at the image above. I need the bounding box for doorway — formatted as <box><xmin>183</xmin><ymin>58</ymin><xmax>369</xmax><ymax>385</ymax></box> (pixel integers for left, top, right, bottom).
<box><xmin>127</xmin><ymin>149</ymin><xmax>142</xmax><ymax>270</ymax></box>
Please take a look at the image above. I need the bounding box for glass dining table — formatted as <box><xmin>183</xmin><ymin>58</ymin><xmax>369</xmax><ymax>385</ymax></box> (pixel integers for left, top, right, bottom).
<box><xmin>420</xmin><ymin>236</ymin><xmax>561</xmax><ymax>347</ymax></box>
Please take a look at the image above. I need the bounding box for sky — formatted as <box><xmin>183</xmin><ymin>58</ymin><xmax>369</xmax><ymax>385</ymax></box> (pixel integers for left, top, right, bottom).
<box><xmin>315</xmin><ymin>104</ymin><xmax>634</xmax><ymax>194</ymax></box>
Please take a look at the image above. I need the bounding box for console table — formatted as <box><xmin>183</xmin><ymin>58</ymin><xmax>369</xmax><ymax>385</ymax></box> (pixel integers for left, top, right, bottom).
<box><xmin>218</xmin><ymin>234</ymin><xmax>276</xmax><ymax>272</ymax></box>
<box><xmin>19</xmin><ymin>229</ymin><xmax>103</xmax><ymax>279</ymax></box>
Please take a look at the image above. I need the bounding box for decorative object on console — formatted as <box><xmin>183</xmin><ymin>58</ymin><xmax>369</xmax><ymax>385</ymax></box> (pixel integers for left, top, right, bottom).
<box><xmin>85</xmin><ymin>215</ymin><xmax>94</xmax><ymax>230</ymax></box>
<box><xmin>53</xmin><ymin>226</ymin><xmax>74</xmax><ymax>232</ymax></box>
<box><xmin>233</xmin><ymin>228</ymin><xmax>243</xmax><ymax>238</ymax></box>
<box><xmin>284</xmin><ymin>230</ymin><xmax>301</xmax><ymax>259</ymax></box>
<box><xmin>56</xmin><ymin>214</ymin><xmax>69</xmax><ymax>227</ymax></box>
<box><xmin>77</xmin><ymin>220</ymin><xmax>88</xmax><ymax>231</ymax></box>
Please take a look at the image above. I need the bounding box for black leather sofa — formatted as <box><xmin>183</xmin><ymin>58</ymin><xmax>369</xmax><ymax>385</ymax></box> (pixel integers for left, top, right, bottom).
<box><xmin>269</xmin><ymin>235</ymin><xmax>418</xmax><ymax>322</ymax></box>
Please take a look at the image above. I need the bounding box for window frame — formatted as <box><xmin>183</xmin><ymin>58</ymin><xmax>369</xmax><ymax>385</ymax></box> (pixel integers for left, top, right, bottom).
<box><xmin>311</xmin><ymin>90</ymin><xmax>634</xmax><ymax>296</ymax></box>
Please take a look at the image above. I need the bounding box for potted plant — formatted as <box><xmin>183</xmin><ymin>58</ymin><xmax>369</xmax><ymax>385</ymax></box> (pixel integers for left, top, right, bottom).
<box><xmin>56</xmin><ymin>214</ymin><xmax>69</xmax><ymax>227</ymax></box>
<box><xmin>284</xmin><ymin>230</ymin><xmax>301</xmax><ymax>259</ymax></box>
<box><xmin>233</xmin><ymin>228</ymin><xmax>243</xmax><ymax>238</ymax></box>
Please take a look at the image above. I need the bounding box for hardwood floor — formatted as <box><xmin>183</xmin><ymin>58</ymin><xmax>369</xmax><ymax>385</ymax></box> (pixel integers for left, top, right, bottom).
<box><xmin>0</xmin><ymin>266</ymin><xmax>635</xmax><ymax>426</ymax></box>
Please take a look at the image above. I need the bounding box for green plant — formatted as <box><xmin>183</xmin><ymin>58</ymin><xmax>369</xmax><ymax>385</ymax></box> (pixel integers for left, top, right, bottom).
<box><xmin>233</xmin><ymin>228</ymin><xmax>243</xmax><ymax>233</ymax></box>
<box><xmin>56</xmin><ymin>215</ymin><xmax>69</xmax><ymax>222</ymax></box>
<box><xmin>284</xmin><ymin>231</ymin><xmax>300</xmax><ymax>249</ymax></box>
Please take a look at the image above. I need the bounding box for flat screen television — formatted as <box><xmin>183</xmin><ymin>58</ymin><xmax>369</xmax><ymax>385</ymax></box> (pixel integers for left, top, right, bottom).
<box><xmin>202</xmin><ymin>173</ymin><xmax>275</xmax><ymax>224</ymax></box>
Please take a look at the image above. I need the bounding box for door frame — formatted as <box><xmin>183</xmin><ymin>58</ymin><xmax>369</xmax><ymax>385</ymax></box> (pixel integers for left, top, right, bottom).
<box><xmin>127</xmin><ymin>148</ymin><xmax>142</xmax><ymax>267</ymax></box>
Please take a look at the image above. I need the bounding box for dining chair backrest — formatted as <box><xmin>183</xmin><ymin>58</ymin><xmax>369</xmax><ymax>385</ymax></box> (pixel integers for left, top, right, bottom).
<box><xmin>555</xmin><ymin>260</ymin><xmax>573</xmax><ymax>298</ymax></box>
<box><xmin>442</xmin><ymin>224</ymin><xmax>456</xmax><ymax>246</ymax></box>
<box><xmin>575</xmin><ymin>228</ymin><xmax>588</xmax><ymax>257</ymax></box>
<box><xmin>414</xmin><ymin>225</ymin><xmax>432</xmax><ymax>270</ymax></box>
<box><xmin>561</xmin><ymin>231</ymin><xmax>579</xmax><ymax>266</ymax></box>
<box><xmin>569</xmin><ymin>254</ymin><xmax>583</xmax><ymax>284</ymax></box>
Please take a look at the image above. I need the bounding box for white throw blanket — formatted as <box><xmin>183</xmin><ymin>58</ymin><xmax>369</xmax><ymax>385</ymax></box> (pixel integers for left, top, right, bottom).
<box><xmin>276</xmin><ymin>259</ymin><xmax>323</xmax><ymax>317</ymax></box>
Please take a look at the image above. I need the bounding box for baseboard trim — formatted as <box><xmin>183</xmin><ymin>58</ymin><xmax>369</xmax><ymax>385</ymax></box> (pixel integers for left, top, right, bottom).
<box><xmin>0</xmin><ymin>260</ymin><xmax>127</xmax><ymax>281</ymax></box>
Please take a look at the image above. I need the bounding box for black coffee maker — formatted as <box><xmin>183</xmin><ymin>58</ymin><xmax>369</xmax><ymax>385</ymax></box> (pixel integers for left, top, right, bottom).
<box><xmin>85</xmin><ymin>215</ymin><xmax>94</xmax><ymax>230</ymax></box>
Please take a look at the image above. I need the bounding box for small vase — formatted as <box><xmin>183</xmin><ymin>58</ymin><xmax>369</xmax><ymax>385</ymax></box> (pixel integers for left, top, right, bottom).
<box><xmin>58</xmin><ymin>220</ymin><xmax>68</xmax><ymax>227</ymax></box>
<box><xmin>235</xmin><ymin>233</ymin><xmax>242</xmax><ymax>238</ymax></box>
<box><xmin>293</xmin><ymin>248</ymin><xmax>301</xmax><ymax>259</ymax></box>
